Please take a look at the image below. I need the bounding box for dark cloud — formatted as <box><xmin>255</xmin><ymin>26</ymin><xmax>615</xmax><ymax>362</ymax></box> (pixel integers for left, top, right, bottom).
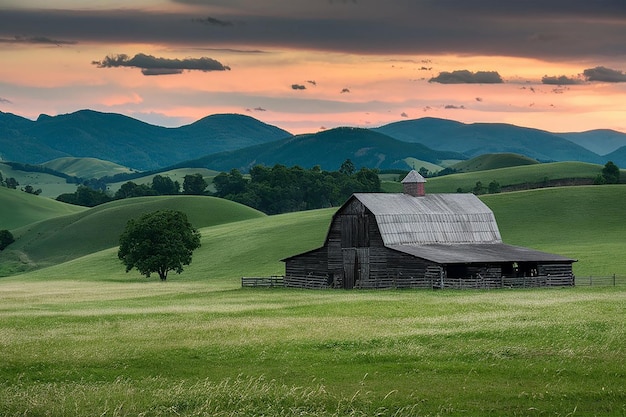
<box><xmin>0</xmin><ymin>97</ymin><xmax>12</xmax><ymax>104</ymax></box>
<box><xmin>291</xmin><ymin>84</ymin><xmax>306</xmax><ymax>90</ymax></box>
<box><xmin>583</xmin><ymin>66</ymin><xmax>626</xmax><ymax>82</ymax></box>
<box><xmin>430</xmin><ymin>70</ymin><xmax>503</xmax><ymax>84</ymax></box>
<box><xmin>475</xmin><ymin>97</ymin><xmax>483</xmax><ymax>102</ymax></box>
<box><xmin>541</xmin><ymin>75</ymin><xmax>583</xmax><ymax>85</ymax></box>
<box><xmin>191</xmin><ymin>16</ymin><xmax>234</xmax><ymax>27</ymax></box>
<box><xmin>400</xmin><ymin>112</ymin><xmax>408</xmax><ymax>118</ymax></box>
<box><xmin>307</xmin><ymin>80</ymin><xmax>317</xmax><ymax>86</ymax></box>
<box><xmin>0</xmin><ymin>35</ymin><xmax>76</xmax><ymax>46</ymax></box>
<box><xmin>92</xmin><ymin>53</ymin><xmax>230</xmax><ymax>75</ymax></box>
<box><xmin>1</xmin><ymin>2</ymin><xmax>624</xmax><ymax>60</ymax></box>
<box><xmin>253</xmin><ymin>107</ymin><xmax>267</xmax><ymax>111</ymax></box>
<box><xmin>444</xmin><ymin>105</ymin><xmax>466</xmax><ymax>109</ymax></box>
<box><xmin>340</xmin><ymin>88</ymin><xmax>351</xmax><ymax>93</ymax></box>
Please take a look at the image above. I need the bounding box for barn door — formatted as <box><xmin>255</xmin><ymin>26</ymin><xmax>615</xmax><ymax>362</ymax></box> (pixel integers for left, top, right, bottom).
<box><xmin>342</xmin><ymin>249</ymin><xmax>357</xmax><ymax>289</ymax></box>
<box><xmin>342</xmin><ymin>248</ymin><xmax>370</xmax><ymax>289</ymax></box>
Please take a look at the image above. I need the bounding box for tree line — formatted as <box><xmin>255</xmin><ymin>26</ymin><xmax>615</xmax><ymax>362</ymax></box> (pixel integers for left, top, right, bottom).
<box><xmin>213</xmin><ymin>161</ymin><xmax>381</xmax><ymax>214</ymax></box>
<box><xmin>54</xmin><ymin>161</ymin><xmax>381</xmax><ymax>214</ymax></box>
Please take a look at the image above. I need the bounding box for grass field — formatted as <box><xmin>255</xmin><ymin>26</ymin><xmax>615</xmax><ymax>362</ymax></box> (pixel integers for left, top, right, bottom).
<box><xmin>0</xmin><ymin>279</ymin><xmax>624</xmax><ymax>416</ymax></box>
<box><xmin>1</xmin><ymin>184</ymin><xmax>625</xmax><ymax>415</ymax></box>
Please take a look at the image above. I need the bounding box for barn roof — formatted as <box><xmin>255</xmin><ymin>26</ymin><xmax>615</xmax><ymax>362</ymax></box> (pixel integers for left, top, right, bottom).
<box><xmin>351</xmin><ymin>193</ymin><xmax>502</xmax><ymax>245</ymax></box>
<box><xmin>388</xmin><ymin>243</ymin><xmax>576</xmax><ymax>264</ymax></box>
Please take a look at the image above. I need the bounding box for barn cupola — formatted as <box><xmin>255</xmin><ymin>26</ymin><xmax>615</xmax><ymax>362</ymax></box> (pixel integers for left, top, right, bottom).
<box><xmin>401</xmin><ymin>170</ymin><xmax>427</xmax><ymax>197</ymax></box>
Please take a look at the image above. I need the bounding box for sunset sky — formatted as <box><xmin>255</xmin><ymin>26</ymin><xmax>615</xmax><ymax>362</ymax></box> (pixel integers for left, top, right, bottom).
<box><xmin>1</xmin><ymin>0</ymin><xmax>626</xmax><ymax>134</ymax></box>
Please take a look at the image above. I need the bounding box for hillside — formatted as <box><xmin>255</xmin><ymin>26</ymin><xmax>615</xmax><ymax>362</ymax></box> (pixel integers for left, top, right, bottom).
<box><xmin>0</xmin><ymin>110</ymin><xmax>292</xmax><ymax>171</ymax></box>
<box><xmin>374</xmin><ymin>117</ymin><xmax>605</xmax><ymax>164</ymax></box>
<box><xmin>382</xmin><ymin>161</ymin><xmax>610</xmax><ymax>194</ymax></box>
<box><xmin>42</xmin><ymin>157</ymin><xmax>135</xmax><ymax>179</ymax></box>
<box><xmin>556</xmin><ymin>129</ymin><xmax>626</xmax><ymax>155</ymax></box>
<box><xmin>604</xmin><ymin>145</ymin><xmax>626</xmax><ymax>167</ymax></box>
<box><xmin>0</xmin><ymin>186</ymin><xmax>86</xmax><ymax>230</ymax></box>
<box><xmin>0</xmin><ymin>195</ymin><xmax>265</xmax><ymax>276</ymax></box>
<box><xmin>7</xmin><ymin>186</ymin><xmax>625</xmax><ymax>282</ymax></box>
<box><xmin>176</xmin><ymin>126</ymin><xmax>465</xmax><ymax>172</ymax></box>
<box><xmin>451</xmin><ymin>153</ymin><xmax>539</xmax><ymax>172</ymax></box>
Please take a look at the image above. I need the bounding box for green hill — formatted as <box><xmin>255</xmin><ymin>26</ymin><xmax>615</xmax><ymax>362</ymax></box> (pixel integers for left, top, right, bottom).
<box><xmin>451</xmin><ymin>153</ymin><xmax>539</xmax><ymax>172</ymax></box>
<box><xmin>374</xmin><ymin>117</ymin><xmax>605</xmax><ymax>163</ymax></box>
<box><xmin>0</xmin><ymin>186</ymin><xmax>86</xmax><ymax>230</ymax></box>
<box><xmin>0</xmin><ymin>195</ymin><xmax>265</xmax><ymax>276</ymax></box>
<box><xmin>177</xmin><ymin>126</ymin><xmax>464</xmax><ymax>172</ymax></box>
<box><xmin>383</xmin><ymin>161</ymin><xmax>609</xmax><ymax>193</ymax></box>
<box><xmin>42</xmin><ymin>157</ymin><xmax>135</xmax><ymax>179</ymax></box>
<box><xmin>0</xmin><ymin>110</ymin><xmax>292</xmax><ymax>171</ymax></box>
<box><xmin>6</xmin><ymin>185</ymin><xmax>625</xmax><ymax>282</ymax></box>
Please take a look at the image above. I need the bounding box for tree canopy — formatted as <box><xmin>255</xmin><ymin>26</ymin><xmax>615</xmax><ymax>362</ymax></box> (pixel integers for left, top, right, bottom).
<box><xmin>118</xmin><ymin>210</ymin><xmax>201</xmax><ymax>281</ymax></box>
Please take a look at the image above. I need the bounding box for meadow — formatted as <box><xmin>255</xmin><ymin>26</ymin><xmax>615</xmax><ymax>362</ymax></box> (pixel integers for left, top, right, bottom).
<box><xmin>1</xmin><ymin>184</ymin><xmax>625</xmax><ymax>415</ymax></box>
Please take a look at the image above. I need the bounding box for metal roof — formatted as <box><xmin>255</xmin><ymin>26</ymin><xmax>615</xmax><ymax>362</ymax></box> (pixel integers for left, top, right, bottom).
<box><xmin>388</xmin><ymin>243</ymin><xmax>576</xmax><ymax>264</ymax></box>
<box><xmin>352</xmin><ymin>193</ymin><xmax>502</xmax><ymax>245</ymax></box>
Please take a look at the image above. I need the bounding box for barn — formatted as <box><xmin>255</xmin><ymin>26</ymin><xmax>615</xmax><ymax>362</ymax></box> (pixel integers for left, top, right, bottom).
<box><xmin>282</xmin><ymin>170</ymin><xmax>576</xmax><ymax>289</ymax></box>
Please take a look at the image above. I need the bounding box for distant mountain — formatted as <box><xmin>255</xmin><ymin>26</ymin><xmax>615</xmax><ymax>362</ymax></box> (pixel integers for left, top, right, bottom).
<box><xmin>374</xmin><ymin>117</ymin><xmax>605</xmax><ymax>164</ymax></box>
<box><xmin>555</xmin><ymin>129</ymin><xmax>626</xmax><ymax>156</ymax></box>
<box><xmin>0</xmin><ymin>110</ymin><xmax>292</xmax><ymax>171</ymax></box>
<box><xmin>174</xmin><ymin>126</ymin><xmax>465</xmax><ymax>172</ymax></box>
<box><xmin>604</xmin><ymin>146</ymin><xmax>626</xmax><ymax>167</ymax></box>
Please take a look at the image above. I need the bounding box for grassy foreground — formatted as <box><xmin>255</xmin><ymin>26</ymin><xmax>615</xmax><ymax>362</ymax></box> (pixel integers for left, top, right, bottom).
<box><xmin>0</xmin><ymin>280</ymin><xmax>624</xmax><ymax>416</ymax></box>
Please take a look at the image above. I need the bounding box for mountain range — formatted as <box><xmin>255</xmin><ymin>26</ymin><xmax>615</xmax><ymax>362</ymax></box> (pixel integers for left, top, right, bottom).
<box><xmin>2</xmin><ymin>109</ymin><xmax>626</xmax><ymax>173</ymax></box>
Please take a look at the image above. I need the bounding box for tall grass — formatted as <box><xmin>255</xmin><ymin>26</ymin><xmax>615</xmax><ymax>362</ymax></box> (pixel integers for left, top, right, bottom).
<box><xmin>0</xmin><ymin>280</ymin><xmax>624</xmax><ymax>416</ymax></box>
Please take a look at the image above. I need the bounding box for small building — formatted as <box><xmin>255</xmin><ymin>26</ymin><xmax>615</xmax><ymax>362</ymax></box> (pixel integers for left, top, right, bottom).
<box><xmin>282</xmin><ymin>170</ymin><xmax>576</xmax><ymax>289</ymax></box>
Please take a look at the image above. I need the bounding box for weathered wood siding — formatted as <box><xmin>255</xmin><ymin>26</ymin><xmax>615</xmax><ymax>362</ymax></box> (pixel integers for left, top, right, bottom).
<box><xmin>284</xmin><ymin>247</ymin><xmax>330</xmax><ymax>288</ymax></box>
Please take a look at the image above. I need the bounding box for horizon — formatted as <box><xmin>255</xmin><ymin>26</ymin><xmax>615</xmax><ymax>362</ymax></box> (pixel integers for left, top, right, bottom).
<box><xmin>3</xmin><ymin>107</ymin><xmax>626</xmax><ymax>136</ymax></box>
<box><xmin>1</xmin><ymin>1</ymin><xmax>626</xmax><ymax>134</ymax></box>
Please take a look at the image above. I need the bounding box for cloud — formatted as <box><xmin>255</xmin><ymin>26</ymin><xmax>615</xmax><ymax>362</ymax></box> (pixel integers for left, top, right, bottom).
<box><xmin>429</xmin><ymin>70</ymin><xmax>503</xmax><ymax>84</ymax></box>
<box><xmin>92</xmin><ymin>53</ymin><xmax>230</xmax><ymax>75</ymax></box>
<box><xmin>340</xmin><ymin>88</ymin><xmax>351</xmax><ymax>93</ymax></box>
<box><xmin>306</xmin><ymin>80</ymin><xmax>317</xmax><ymax>86</ymax></box>
<box><xmin>0</xmin><ymin>35</ymin><xmax>76</xmax><ymax>46</ymax></box>
<box><xmin>253</xmin><ymin>107</ymin><xmax>267</xmax><ymax>111</ymax></box>
<box><xmin>291</xmin><ymin>84</ymin><xmax>306</xmax><ymax>90</ymax></box>
<box><xmin>583</xmin><ymin>66</ymin><xmax>626</xmax><ymax>83</ymax></box>
<box><xmin>444</xmin><ymin>105</ymin><xmax>466</xmax><ymax>109</ymax></box>
<box><xmin>0</xmin><ymin>97</ymin><xmax>12</xmax><ymax>104</ymax></box>
<box><xmin>475</xmin><ymin>97</ymin><xmax>483</xmax><ymax>102</ymax></box>
<box><xmin>191</xmin><ymin>16</ymin><xmax>234</xmax><ymax>27</ymax></box>
<box><xmin>541</xmin><ymin>75</ymin><xmax>583</xmax><ymax>85</ymax></box>
<box><xmin>1</xmin><ymin>2</ymin><xmax>625</xmax><ymax>60</ymax></box>
<box><xmin>400</xmin><ymin>112</ymin><xmax>408</xmax><ymax>118</ymax></box>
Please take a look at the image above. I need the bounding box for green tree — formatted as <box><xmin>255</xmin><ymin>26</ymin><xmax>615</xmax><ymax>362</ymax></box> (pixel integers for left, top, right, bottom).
<box><xmin>118</xmin><ymin>210</ymin><xmax>201</xmax><ymax>281</ymax></box>
<box><xmin>601</xmin><ymin>161</ymin><xmax>620</xmax><ymax>184</ymax></box>
<box><xmin>488</xmin><ymin>180</ymin><xmax>501</xmax><ymax>194</ymax></box>
<box><xmin>152</xmin><ymin>175</ymin><xmax>180</xmax><ymax>195</ymax></box>
<box><xmin>339</xmin><ymin>159</ymin><xmax>355</xmax><ymax>176</ymax></box>
<box><xmin>473</xmin><ymin>181</ymin><xmax>485</xmax><ymax>195</ymax></box>
<box><xmin>183</xmin><ymin>173</ymin><xmax>208</xmax><ymax>195</ymax></box>
<box><xmin>0</xmin><ymin>229</ymin><xmax>15</xmax><ymax>251</ymax></box>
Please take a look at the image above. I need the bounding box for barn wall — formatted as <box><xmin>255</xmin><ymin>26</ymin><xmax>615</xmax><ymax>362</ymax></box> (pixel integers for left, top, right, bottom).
<box><xmin>284</xmin><ymin>247</ymin><xmax>331</xmax><ymax>289</ymax></box>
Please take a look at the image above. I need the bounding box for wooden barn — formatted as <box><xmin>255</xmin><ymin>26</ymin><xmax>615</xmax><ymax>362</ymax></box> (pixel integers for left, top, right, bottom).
<box><xmin>282</xmin><ymin>170</ymin><xmax>576</xmax><ymax>289</ymax></box>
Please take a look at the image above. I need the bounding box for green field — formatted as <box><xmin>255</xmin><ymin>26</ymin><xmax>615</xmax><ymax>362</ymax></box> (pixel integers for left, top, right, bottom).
<box><xmin>0</xmin><ymin>185</ymin><xmax>625</xmax><ymax>415</ymax></box>
<box><xmin>381</xmin><ymin>161</ymin><xmax>615</xmax><ymax>194</ymax></box>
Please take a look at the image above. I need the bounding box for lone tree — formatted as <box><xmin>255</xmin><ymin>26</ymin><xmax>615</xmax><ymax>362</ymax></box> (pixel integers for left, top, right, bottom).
<box><xmin>118</xmin><ymin>210</ymin><xmax>201</xmax><ymax>281</ymax></box>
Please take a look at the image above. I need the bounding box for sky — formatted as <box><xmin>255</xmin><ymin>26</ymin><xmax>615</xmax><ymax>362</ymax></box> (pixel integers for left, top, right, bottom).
<box><xmin>1</xmin><ymin>0</ymin><xmax>626</xmax><ymax>134</ymax></box>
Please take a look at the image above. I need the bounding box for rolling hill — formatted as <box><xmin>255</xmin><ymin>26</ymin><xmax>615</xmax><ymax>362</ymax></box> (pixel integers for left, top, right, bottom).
<box><xmin>0</xmin><ymin>195</ymin><xmax>265</xmax><ymax>276</ymax></box>
<box><xmin>42</xmin><ymin>157</ymin><xmax>135</xmax><ymax>179</ymax></box>
<box><xmin>374</xmin><ymin>117</ymin><xmax>605</xmax><ymax>164</ymax></box>
<box><xmin>4</xmin><ymin>186</ymin><xmax>624</xmax><ymax>281</ymax></box>
<box><xmin>0</xmin><ymin>110</ymin><xmax>292</xmax><ymax>171</ymax></box>
<box><xmin>556</xmin><ymin>129</ymin><xmax>626</xmax><ymax>155</ymax></box>
<box><xmin>175</xmin><ymin>126</ymin><xmax>465</xmax><ymax>172</ymax></box>
<box><xmin>0</xmin><ymin>186</ymin><xmax>86</xmax><ymax>230</ymax></box>
<box><xmin>451</xmin><ymin>153</ymin><xmax>540</xmax><ymax>172</ymax></box>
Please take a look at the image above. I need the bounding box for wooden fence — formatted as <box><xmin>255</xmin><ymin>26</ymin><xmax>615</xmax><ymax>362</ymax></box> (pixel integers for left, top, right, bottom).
<box><xmin>575</xmin><ymin>275</ymin><xmax>626</xmax><ymax>287</ymax></box>
<box><xmin>241</xmin><ymin>276</ymin><xmax>285</xmax><ymax>288</ymax></box>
